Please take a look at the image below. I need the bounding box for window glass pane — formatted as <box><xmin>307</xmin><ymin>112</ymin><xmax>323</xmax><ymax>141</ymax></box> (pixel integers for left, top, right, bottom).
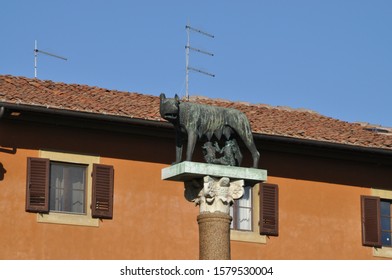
<box><xmin>381</xmin><ymin>231</ymin><xmax>392</xmax><ymax>247</ymax></box>
<box><xmin>230</xmin><ymin>186</ymin><xmax>253</xmax><ymax>231</ymax></box>
<box><xmin>381</xmin><ymin>201</ymin><xmax>391</xmax><ymax>216</ymax></box>
<box><xmin>380</xmin><ymin>200</ymin><xmax>392</xmax><ymax>247</ymax></box>
<box><xmin>238</xmin><ymin>187</ymin><xmax>251</xmax><ymax>207</ymax></box>
<box><xmin>236</xmin><ymin>186</ymin><xmax>252</xmax><ymax>231</ymax></box>
<box><xmin>50</xmin><ymin>162</ymin><xmax>86</xmax><ymax>214</ymax></box>
<box><xmin>381</xmin><ymin>217</ymin><xmax>391</xmax><ymax>231</ymax></box>
<box><xmin>237</xmin><ymin>207</ymin><xmax>252</xmax><ymax>231</ymax></box>
<box><xmin>229</xmin><ymin>207</ymin><xmax>234</xmax><ymax>229</ymax></box>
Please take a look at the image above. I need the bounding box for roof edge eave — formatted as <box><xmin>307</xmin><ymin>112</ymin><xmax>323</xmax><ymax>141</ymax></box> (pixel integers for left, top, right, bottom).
<box><xmin>1</xmin><ymin>102</ymin><xmax>391</xmax><ymax>158</ymax></box>
<box><xmin>254</xmin><ymin>133</ymin><xmax>392</xmax><ymax>157</ymax></box>
<box><xmin>0</xmin><ymin>102</ymin><xmax>170</xmax><ymax>129</ymax></box>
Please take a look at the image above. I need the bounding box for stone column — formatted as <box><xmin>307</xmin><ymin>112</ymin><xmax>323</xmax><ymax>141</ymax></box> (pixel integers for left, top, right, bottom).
<box><xmin>185</xmin><ymin>176</ymin><xmax>244</xmax><ymax>260</ymax></box>
<box><xmin>161</xmin><ymin>161</ymin><xmax>267</xmax><ymax>260</ymax></box>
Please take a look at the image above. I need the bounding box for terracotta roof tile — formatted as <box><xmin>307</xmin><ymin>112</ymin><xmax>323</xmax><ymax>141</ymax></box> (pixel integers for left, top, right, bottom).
<box><xmin>0</xmin><ymin>75</ymin><xmax>391</xmax><ymax>150</ymax></box>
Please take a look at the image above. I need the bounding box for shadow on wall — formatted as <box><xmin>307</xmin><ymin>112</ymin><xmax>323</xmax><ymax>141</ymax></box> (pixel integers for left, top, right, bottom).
<box><xmin>0</xmin><ymin>162</ymin><xmax>6</xmax><ymax>181</ymax></box>
<box><xmin>0</xmin><ymin>147</ymin><xmax>16</xmax><ymax>154</ymax></box>
<box><xmin>262</xmin><ymin>149</ymin><xmax>392</xmax><ymax>190</ymax></box>
<box><xmin>2</xmin><ymin>120</ymin><xmax>392</xmax><ymax>189</ymax></box>
<box><xmin>0</xmin><ymin>147</ymin><xmax>15</xmax><ymax>182</ymax></box>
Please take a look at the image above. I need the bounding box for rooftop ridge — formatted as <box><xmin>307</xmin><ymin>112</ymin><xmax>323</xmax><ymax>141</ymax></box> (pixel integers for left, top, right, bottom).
<box><xmin>188</xmin><ymin>95</ymin><xmax>320</xmax><ymax>115</ymax></box>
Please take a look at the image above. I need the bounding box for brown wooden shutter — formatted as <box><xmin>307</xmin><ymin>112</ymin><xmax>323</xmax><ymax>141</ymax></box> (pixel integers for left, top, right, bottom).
<box><xmin>361</xmin><ymin>195</ymin><xmax>381</xmax><ymax>247</ymax></box>
<box><xmin>26</xmin><ymin>157</ymin><xmax>50</xmax><ymax>213</ymax></box>
<box><xmin>259</xmin><ymin>183</ymin><xmax>279</xmax><ymax>236</ymax></box>
<box><xmin>92</xmin><ymin>164</ymin><xmax>114</xmax><ymax>219</ymax></box>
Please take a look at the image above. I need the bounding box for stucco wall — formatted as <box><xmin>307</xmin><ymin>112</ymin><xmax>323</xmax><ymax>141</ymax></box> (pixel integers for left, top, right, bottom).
<box><xmin>0</xmin><ymin>119</ymin><xmax>390</xmax><ymax>259</ymax></box>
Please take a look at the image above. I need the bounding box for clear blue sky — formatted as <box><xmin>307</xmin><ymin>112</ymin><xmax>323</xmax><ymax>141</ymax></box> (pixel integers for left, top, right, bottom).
<box><xmin>1</xmin><ymin>1</ymin><xmax>391</xmax><ymax>127</ymax></box>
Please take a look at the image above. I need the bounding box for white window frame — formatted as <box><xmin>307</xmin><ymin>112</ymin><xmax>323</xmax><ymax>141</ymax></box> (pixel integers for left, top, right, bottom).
<box><xmin>230</xmin><ymin>184</ymin><xmax>266</xmax><ymax>244</ymax></box>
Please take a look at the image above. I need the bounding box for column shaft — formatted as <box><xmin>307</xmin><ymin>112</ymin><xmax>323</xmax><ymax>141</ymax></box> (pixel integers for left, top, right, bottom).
<box><xmin>197</xmin><ymin>212</ymin><xmax>232</xmax><ymax>260</ymax></box>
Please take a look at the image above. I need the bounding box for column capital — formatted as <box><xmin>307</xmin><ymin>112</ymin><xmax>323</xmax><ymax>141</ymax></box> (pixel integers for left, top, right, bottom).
<box><xmin>185</xmin><ymin>175</ymin><xmax>244</xmax><ymax>214</ymax></box>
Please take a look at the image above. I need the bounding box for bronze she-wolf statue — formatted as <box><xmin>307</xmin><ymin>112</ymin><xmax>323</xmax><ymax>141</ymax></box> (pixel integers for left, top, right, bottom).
<box><xmin>159</xmin><ymin>94</ymin><xmax>260</xmax><ymax>168</ymax></box>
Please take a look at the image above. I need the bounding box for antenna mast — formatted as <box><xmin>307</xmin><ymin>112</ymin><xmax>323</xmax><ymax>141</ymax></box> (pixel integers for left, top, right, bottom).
<box><xmin>34</xmin><ymin>40</ymin><xmax>67</xmax><ymax>78</ymax></box>
<box><xmin>185</xmin><ymin>23</ymin><xmax>214</xmax><ymax>100</ymax></box>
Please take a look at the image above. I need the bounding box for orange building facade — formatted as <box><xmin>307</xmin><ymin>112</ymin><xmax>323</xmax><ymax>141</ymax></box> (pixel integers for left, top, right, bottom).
<box><xmin>0</xmin><ymin>75</ymin><xmax>391</xmax><ymax>259</ymax></box>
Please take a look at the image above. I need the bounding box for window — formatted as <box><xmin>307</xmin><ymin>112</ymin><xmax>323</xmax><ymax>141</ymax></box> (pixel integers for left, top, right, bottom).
<box><xmin>230</xmin><ymin>186</ymin><xmax>253</xmax><ymax>231</ymax></box>
<box><xmin>381</xmin><ymin>200</ymin><xmax>392</xmax><ymax>247</ymax></box>
<box><xmin>361</xmin><ymin>196</ymin><xmax>392</xmax><ymax>247</ymax></box>
<box><xmin>26</xmin><ymin>151</ymin><xmax>114</xmax><ymax>226</ymax></box>
<box><xmin>230</xmin><ymin>183</ymin><xmax>279</xmax><ymax>243</ymax></box>
<box><xmin>361</xmin><ymin>191</ymin><xmax>392</xmax><ymax>259</ymax></box>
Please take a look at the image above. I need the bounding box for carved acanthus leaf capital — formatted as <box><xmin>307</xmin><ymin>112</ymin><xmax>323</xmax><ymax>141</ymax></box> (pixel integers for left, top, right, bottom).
<box><xmin>184</xmin><ymin>176</ymin><xmax>244</xmax><ymax>214</ymax></box>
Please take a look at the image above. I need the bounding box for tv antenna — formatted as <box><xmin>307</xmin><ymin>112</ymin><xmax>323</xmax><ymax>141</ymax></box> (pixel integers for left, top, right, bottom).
<box><xmin>34</xmin><ymin>40</ymin><xmax>67</xmax><ymax>78</ymax></box>
<box><xmin>185</xmin><ymin>23</ymin><xmax>215</xmax><ymax>100</ymax></box>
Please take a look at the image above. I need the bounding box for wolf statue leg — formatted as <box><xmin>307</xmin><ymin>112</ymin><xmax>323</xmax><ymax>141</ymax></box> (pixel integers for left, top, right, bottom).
<box><xmin>240</xmin><ymin>136</ymin><xmax>260</xmax><ymax>168</ymax></box>
<box><xmin>251</xmin><ymin>149</ymin><xmax>260</xmax><ymax>168</ymax></box>
<box><xmin>175</xmin><ymin>145</ymin><xmax>183</xmax><ymax>164</ymax></box>
<box><xmin>174</xmin><ymin>128</ymin><xmax>183</xmax><ymax>164</ymax></box>
<box><xmin>231</xmin><ymin>139</ymin><xmax>243</xmax><ymax>166</ymax></box>
<box><xmin>186</xmin><ymin>132</ymin><xmax>197</xmax><ymax>162</ymax></box>
<box><xmin>249</xmin><ymin>143</ymin><xmax>260</xmax><ymax>168</ymax></box>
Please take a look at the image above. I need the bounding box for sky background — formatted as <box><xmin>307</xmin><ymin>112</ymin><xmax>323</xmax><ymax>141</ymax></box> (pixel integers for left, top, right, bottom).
<box><xmin>1</xmin><ymin>1</ymin><xmax>391</xmax><ymax>127</ymax></box>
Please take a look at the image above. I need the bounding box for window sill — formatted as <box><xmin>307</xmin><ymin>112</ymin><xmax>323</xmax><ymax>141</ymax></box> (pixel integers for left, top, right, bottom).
<box><xmin>373</xmin><ymin>247</ymin><xmax>392</xmax><ymax>259</ymax></box>
<box><xmin>230</xmin><ymin>229</ymin><xmax>266</xmax><ymax>244</ymax></box>
<box><xmin>37</xmin><ymin>212</ymin><xmax>99</xmax><ymax>227</ymax></box>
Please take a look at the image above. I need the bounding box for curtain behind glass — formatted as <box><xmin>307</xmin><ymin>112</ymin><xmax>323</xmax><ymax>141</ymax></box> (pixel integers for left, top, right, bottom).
<box><xmin>50</xmin><ymin>163</ymin><xmax>86</xmax><ymax>214</ymax></box>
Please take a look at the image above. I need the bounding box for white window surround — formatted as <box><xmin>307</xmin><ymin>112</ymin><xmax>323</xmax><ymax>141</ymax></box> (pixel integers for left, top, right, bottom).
<box><xmin>37</xmin><ymin>150</ymin><xmax>100</xmax><ymax>227</ymax></box>
<box><xmin>372</xmin><ymin>188</ymin><xmax>392</xmax><ymax>259</ymax></box>
<box><xmin>230</xmin><ymin>184</ymin><xmax>266</xmax><ymax>244</ymax></box>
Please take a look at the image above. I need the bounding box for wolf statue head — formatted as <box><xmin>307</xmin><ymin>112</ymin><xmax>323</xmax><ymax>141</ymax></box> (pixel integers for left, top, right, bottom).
<box><xmin>159</xmin><ymin>93</ymin><xmax>180</xmax><ymax>124</ymax></box>
<box><xmin>159</xmin><ymin>93</ymin><xmax>260</xmax><ymax>168</ymax></box>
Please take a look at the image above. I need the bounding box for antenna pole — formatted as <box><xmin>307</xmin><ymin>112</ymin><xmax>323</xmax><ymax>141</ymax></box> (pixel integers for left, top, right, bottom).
<box><xmin>185</xmin><ymin>22</ymin><xmax>214</xmax><ymax>100</ymax></box>
<box><xmin>33</xmin><ymin>40</ymin><xmax>67</xmax><ymax>78</ymax></box>
<box><xmin>34</xmin><ymin>40</ymin><xmax>38</xmax><ymax>78</ymax></box>
<box><xmin>185</xmin><ymin>24</ymin><xmax>190</xmax><ymax>100</ymax></box>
